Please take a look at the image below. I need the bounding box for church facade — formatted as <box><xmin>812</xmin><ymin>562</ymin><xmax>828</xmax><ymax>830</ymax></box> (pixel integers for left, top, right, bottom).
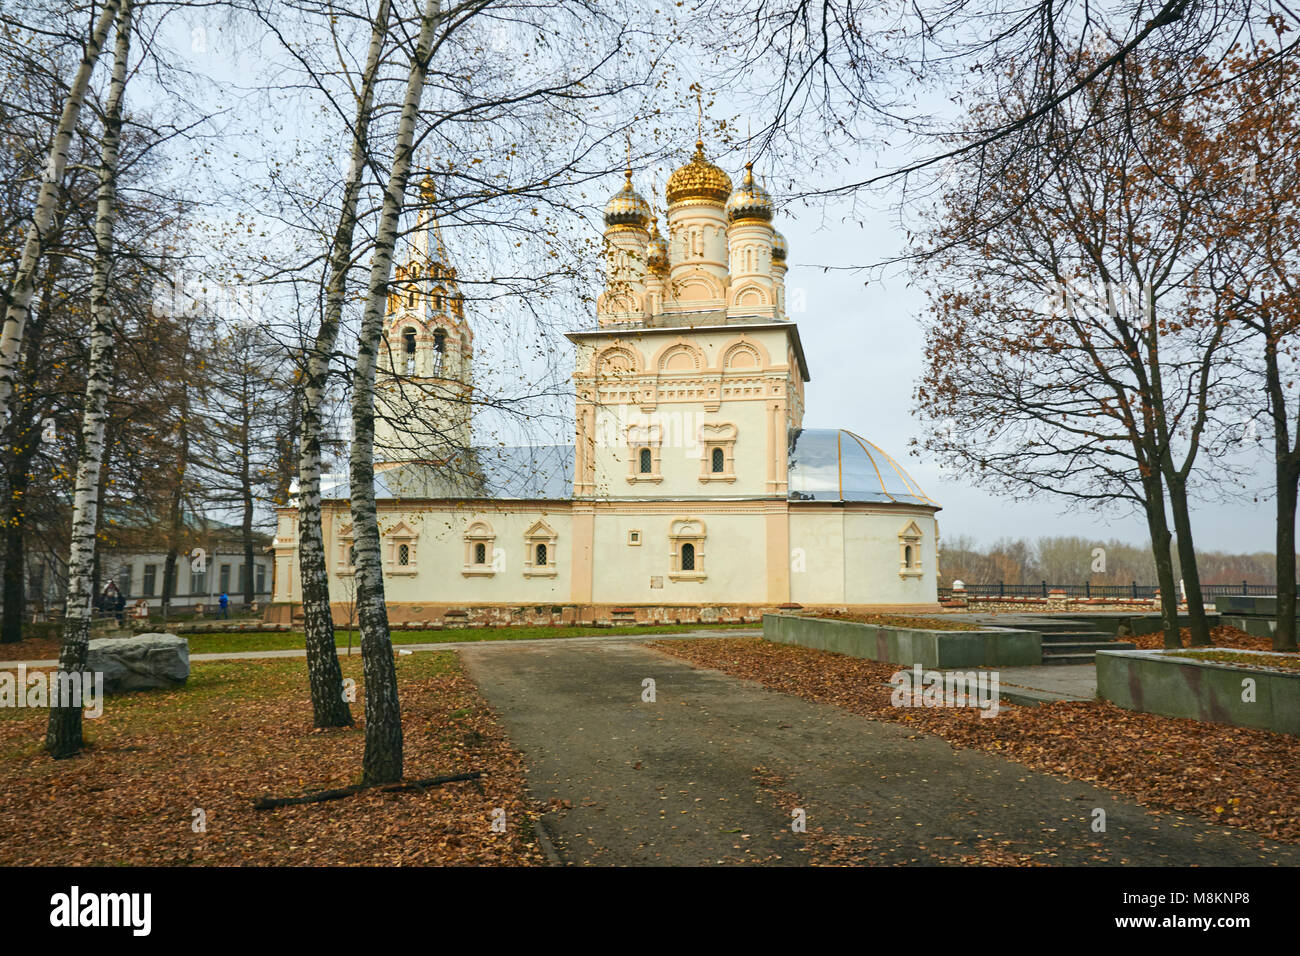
<box><xmin>269</xmin><ymin>142</ymin><xmax>942</xmax><ymax>623</ymax></box>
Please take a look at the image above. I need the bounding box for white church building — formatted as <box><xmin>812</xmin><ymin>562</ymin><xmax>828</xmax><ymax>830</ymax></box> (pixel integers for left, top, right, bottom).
<box><xmin>269</xmin><ymin>141</ymin><xmax>942</xmax><ymax>624</ymax></box>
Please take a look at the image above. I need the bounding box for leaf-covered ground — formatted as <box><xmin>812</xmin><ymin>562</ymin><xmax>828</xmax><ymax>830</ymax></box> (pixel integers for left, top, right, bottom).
<box><xmin>1129</xmin><ymin>624</ymin><xmax>1289</xmax><ymax>652</ymax></box>
<box><xmin>808</xmin><ymin>611</ymin><xmax>986</xmax><ymax>631</ymax></box>
<box><xmin>0</xmin><ymin>635</ymin><xmax>61</xmax><ymax>661</ymax></box>
<box><xmin>1170</xmin><ymin>649</ymin><xmax>1300</xmax><ymax>670</ymax></box>
<box><xmin>649</xmin><ymin>638</ymin><xmax>1300</xmax><ymax>844</ymax></box>
<box><xmin>0</xmin><ymin>652</ymin><xmax>545</xmax><ymax>865</ymax></box>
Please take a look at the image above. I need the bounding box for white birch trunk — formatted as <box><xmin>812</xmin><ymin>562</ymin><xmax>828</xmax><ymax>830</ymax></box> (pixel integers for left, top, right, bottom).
<box><xmin>298</xmin><ymin>0</ymin><xmax>392</xmax><ymax>729</ymax></box>
<box><xmin>47</xmin><ymin>0</ymin><xmax>133</xmax><ymax>759</ymax></box>
<box><xmin>0</xmin><ymin>0</ymin><xmax>122</xmax><ymax>427</ymax></box>
<box><xmin>352</xmin><ymin>0</ymin><xmax>445</xmax><ymax>785</ymax></box>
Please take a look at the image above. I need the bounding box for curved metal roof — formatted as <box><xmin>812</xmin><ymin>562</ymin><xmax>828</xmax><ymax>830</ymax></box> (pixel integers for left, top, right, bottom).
<box><xmin>787</xmin><ymin>428</ymin><xmax>937</xmax><ymax>506</ymax></box>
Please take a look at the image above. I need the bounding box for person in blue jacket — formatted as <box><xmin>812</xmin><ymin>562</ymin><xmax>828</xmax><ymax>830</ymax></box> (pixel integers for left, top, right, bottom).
<box><xmin>218</xmin><ymin>591</ymin><xmax>229</xmax><ymax>619</ymax></box>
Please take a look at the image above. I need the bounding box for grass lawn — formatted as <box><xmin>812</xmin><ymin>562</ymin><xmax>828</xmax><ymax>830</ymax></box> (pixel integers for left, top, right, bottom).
<box><xmin>0</xmin><ymin>653</ymin><xmax>545</xmax><ymax>865</ymax></box>
<box><xmin>0</xmin><ymin>620</ymin><xmax>755</xmax><ymax>660</ymax></box>
<box><xmin>189</xmin><ymin>621</ymin><xmax>753</xmax><ymax>655</ymax></box>
<box><xmin>650</xmin><ymin>637</ymin><xmax>1300</xmax><ymax>846</ymax></box>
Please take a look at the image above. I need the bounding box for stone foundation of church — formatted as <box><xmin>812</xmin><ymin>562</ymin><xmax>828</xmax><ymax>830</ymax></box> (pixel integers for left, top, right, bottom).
<box><xmin>263</xmin><ymin>601</ymin><xmax>943</xmax><ymax>629</ymax></box>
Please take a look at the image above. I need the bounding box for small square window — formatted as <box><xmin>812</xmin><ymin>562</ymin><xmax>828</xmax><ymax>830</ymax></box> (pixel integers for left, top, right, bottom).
<box><xmin>628</xmin><ymin>530</ymin><xmax>641</xmax><ymax>546</ymax></box>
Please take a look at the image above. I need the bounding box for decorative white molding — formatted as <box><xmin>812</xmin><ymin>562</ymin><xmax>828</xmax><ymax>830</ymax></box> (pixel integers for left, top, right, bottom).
<box><xmin>523</xmin><ymin>520</ymin><xmax>559</xmax><ymax>577</ymax></box>
<box><xmin>463</xmin><ymin>520</ymin><xmax>497</xmax><ymax>577</ymax></box>
<box><xmin>698</xmin><ymin>422</ymin><xmax>739</xmax><ymax>483</ymax></box>
<box><xmin>899</xmin><ymin>519</ymin><xmax>924</xmax><ymax>577</ymax></box>
<box><xmin>668</xmin><ymin>517</ymin><xmax>707</xmax><ymax>580</ymax></box>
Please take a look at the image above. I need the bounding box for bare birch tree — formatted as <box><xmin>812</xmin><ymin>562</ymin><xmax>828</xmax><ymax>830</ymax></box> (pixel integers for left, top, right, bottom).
<box><xmin>46</xmin><ymin>0</ymin><xmax>132</xmax><ymax>759</ymax></box>
<box><xmin>350</xmin><ymin>0</ymin><xmax>453</xmax><ymax>785</ymax></box>
<box><xmin>285</xmin><ymin>0</ymin><xmax>394</xmax><ymax>729</ymax></box>
<box><xmin>0</xmin><ymin>0</ymin><xmax>122</xmax><ymax>427</ymax></box>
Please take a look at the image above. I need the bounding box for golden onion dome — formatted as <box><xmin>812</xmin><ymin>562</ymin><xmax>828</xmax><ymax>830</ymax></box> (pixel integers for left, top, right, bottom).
<box><xmin>604</xmin><ymin>170</ymin><xmax>651</xmax><ymax>229</ymax></box>
<box><xmin>666</xmin><ymin>140</ymin><xmax>733</xmax><ymax>206</ymax></box>
<box><xmin>771</xmin><ymin>229</ymin><xmax>788</xmax><ymax>263</ymax></box>
<box><xmin>725</xmin><ymin>162</ymin><xmax>773</xmax><ymax>223</ymax></box>
<box><xmin>646</xmin><ymin>219</ymin><xmax>669</xmax><ymax>276</ymax></box>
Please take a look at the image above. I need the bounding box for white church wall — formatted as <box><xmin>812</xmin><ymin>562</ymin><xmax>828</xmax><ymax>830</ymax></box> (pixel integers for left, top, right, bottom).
<box><xmin>589</xmin><ymin>509</ymin><xmax>769</xmax><ymax>604</ymax></box>
<box><xmin>325</xmin><ymin>504</ymin><xmax>573</xmax><ymax>605</ymax></box>
<box><xmin>788</xmin><ymin>509</ymin><xmax>847</xmax><ymax>604</ymax></box>
<box><xmin>786</xmin><ymin>507</ymin><xmax>940</xmax><ymax>606</ymax></box>
<box><xmin>840</xmin><ymin>510</ymin><xmax>939</xmax><ymax>605</ymax></box>
<box><xmin>578</xmin><ymin>326</ymin><xmax>798</xmax><ymax>501</ymax></box>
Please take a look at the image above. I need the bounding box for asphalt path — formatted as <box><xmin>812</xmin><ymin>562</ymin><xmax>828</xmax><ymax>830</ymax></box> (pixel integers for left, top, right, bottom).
<box><xmin>461</xmin><ymin>638</ymin><xmax>1299</xmax><ymax>867</ymax></box>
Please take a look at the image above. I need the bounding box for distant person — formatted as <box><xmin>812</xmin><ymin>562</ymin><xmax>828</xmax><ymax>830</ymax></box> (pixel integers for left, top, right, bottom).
<box><xmin>100</xmin><ymin>582</ymin><xmax>118</xmax><ymax>621</ymax></box>
<box><xmin>113</xmin><ymin>588</ymin><xmax>127</xmax><ymax>626</ymax></box>
<box><xmin>218</xmin><ymin>591</ymin><xmax>229</xmax><ymax>619</ymax></box>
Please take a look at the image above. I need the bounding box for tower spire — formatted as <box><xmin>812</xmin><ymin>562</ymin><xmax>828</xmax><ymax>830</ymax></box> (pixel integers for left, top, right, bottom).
<box><xmin>412</xmin><ymin>170</ymin><xmax>447</xmax><ymax>265</ymax></box>
<box><xmin>695</xmin><ymin>88</ymin><xmax>705</xmax><ymax>156</ymax></box>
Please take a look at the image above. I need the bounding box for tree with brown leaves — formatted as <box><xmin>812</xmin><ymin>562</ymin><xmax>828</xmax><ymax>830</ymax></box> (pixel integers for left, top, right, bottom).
<box><xmin>913</xmin><ymin>48</ymin><xmax>1265</xmax><ymax>649</ymax></box>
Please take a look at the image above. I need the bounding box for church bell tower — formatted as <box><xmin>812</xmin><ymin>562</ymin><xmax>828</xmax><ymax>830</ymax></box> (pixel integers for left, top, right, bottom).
<box><xmin>374</xmin><ymin>175</ymin><xmax>475</xmax><ymax>465</ymax></box>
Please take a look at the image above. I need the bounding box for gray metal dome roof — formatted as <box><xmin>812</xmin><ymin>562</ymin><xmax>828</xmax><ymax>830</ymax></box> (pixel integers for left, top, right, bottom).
<box><xmin>788</xmin><ymin>428</ymin><xmax>937</xmax><ymax>505</ymax></box>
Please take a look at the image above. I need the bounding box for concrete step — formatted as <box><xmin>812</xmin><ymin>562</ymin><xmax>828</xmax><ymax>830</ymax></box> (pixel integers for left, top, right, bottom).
<box><xmin>1040</xmin><ymin>652</ymin><xmax>1104</xmax><ymax>665</ymax></box>
<box><xmin>1042</xmin><ymin>640</ymin><xmax>1137</xmax><ymax>653</ymax></box>
<box><xmin>1040</xmin><ymin>630</ymin><xmax>1114</xmax><ymax>642</ymax></box>
<box><xmin>1041</xmin><ymin>639</ymin><xmax>1137</xmax><ymax>665</ymax></box>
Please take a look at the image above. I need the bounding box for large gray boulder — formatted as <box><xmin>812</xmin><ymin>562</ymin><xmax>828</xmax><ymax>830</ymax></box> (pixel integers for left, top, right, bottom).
<box><xmin>86</xmin><ymin>633</ymin><xmax>190</xmax><ymax>694</ymax></box>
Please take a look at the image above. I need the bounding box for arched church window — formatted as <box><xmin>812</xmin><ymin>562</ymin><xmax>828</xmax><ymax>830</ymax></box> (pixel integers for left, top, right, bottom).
<box><xmin>523</xmin><ymin>521</ymin><xmax>557</xmax><ymax>577</ymax></box>
<box><xmin>698</xmin><ymin>425</ymin><xmax>737</xmax><ymax>482</ymax></box>
<box><xmin>626</xmin><ymin>427</ymin><xmax>662</xmax><ymax>484</ymax></box>
<box><xmin>403</xmin><ymin>327</ymin><xmax>417</xmax><ymax>375</ymax></box>
<box><xmin>407</xmin><ymin>291</ymin><xmax>416</xmax><ymax>307</ymax></box>
<box><xmin>898</xmin><ymin>521</ymin><xmax>923</xmax><ymax>576</ymax></box>
<box><xmin>348</xmin><ymin>546</ymin><xmax>356</xmax><ymax>566</ymax></box>
<box><xmin>669</xmin><ymin>518</ymin><xmax>706</xmax><ymax>579</ymax></box>
<box><xmin>433</xmin><ymin>329</ymin><xmax>447</xmax><ymax>375</ymax></box>
<box><xmin>397</xmin><ymin>544</ymin><xmax>410</xmax><ymax>566</ymax></box>
<box><xmin>463</xmin><ymin>521</ymin><xmax>497</xmax><ymax>576</ymax></box>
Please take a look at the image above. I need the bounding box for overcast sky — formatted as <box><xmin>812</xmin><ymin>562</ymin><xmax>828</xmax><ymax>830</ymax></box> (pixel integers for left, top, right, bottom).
<box><xmin>771</xmin><ymin>191</ymin><xmax>1274</xmax><ymax>553</ymax></box>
